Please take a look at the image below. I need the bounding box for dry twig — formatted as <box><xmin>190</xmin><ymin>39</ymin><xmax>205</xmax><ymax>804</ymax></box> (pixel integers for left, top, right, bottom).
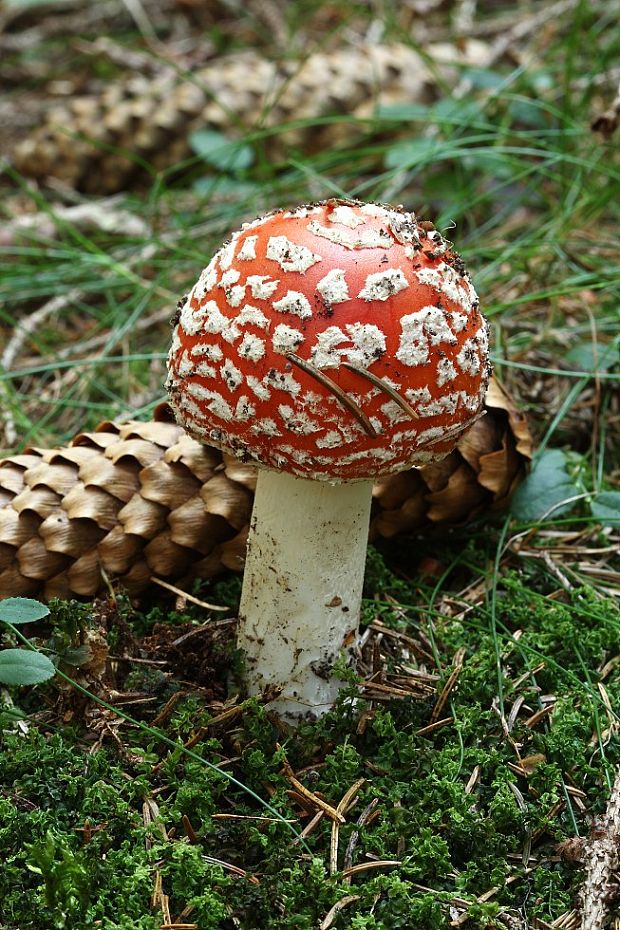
<box><xmin>580</xmin><ymin>766</ymin><xmax>620</xmax><ymax>930</ymax></box>
<box><xmin>329</xmin><ymin>777</ymin><xmax>365</xmax><ymax>875</ymax></box>
<box><xmin>319</xmin><ymin>895</ymin><xmax>362</xmax><ymax>930</ymax></box>
<box><xmin>279</xmin><ymin>752</ymin><xmax>345</xmax><ymax>825</ymax></box>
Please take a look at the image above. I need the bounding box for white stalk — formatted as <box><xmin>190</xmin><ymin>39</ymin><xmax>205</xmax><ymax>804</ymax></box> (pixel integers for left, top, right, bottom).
<box><xmin>237</xmin><ymin>469</ymin><xmax>374</xmax><ymax>722</ymax></box>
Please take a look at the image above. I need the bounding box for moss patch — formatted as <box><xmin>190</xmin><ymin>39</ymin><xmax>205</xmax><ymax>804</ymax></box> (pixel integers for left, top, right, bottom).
<box><xmin>1</xmin><ymin>546</ymin><xmax>619</xmax><ymax>929</ymax></box>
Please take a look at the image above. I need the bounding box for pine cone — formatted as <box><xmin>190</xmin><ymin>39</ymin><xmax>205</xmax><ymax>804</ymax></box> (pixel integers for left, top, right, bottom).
<box><xmin>0</xmin><ymin>379</ymin><xmax>531</xmax><ymax>600</ymax></box>
<box><xmin>12</xmin><ymin>41</ymin><xmax>491</xmax><ymax>193</ymax></box>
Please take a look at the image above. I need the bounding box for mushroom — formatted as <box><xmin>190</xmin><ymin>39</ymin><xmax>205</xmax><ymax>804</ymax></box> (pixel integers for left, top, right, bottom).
<box><xmin>166</xmin><ymin>199</ymin><xmax>490</xmax><ymax>721</ymax></box>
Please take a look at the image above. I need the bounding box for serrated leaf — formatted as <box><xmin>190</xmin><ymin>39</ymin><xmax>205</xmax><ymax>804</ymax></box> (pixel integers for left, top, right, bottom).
<box><xmin>590</xmin><ymin>491</ymin><xmax>620</xmax><ymax>527</ymax></box>
<box><xmin>0</xmin><ymin>597</ymin><xmax>49</xmax><ymax>625</ymax></box>
<box><xmin>0</xmin><ymin>649</ymin><xmax>56</xmax><ymax>686</ymax></box>
<box><xmin>189</xmin><ymin>129</ymin><xmax>253</xmax><ymax>173</ymax></box>
<box><xmin>510</xmin><ymin>449</ymin><xmax>578</xmax><ymax>522</ymax></box>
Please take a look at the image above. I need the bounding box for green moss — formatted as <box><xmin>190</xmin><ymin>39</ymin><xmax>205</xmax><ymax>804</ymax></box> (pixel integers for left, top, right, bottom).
<box><xmin>4</xmin><ymin>546</ymin><xmax>620</xmax><ymax>928</ymax></box>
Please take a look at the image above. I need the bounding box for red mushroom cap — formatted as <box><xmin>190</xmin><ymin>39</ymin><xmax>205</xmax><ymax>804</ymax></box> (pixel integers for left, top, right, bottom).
<box><xmin>166</xmin><ymin>200</ymin><xmax>490</xmax><ymax>481</ymax></box>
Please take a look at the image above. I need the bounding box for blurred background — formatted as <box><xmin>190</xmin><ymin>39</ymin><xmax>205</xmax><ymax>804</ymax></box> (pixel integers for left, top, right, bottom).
<box><xmin>0</xmin><ymin>0</ymin><xmax>618</xmax><ymax>460</ymax></box>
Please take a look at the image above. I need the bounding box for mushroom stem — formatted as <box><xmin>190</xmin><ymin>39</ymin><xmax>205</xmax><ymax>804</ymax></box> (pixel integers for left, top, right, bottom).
<box><xmin>238</xmin><ymin>469</ymin><xmax>374</xmax><ymax>721</ymax></box>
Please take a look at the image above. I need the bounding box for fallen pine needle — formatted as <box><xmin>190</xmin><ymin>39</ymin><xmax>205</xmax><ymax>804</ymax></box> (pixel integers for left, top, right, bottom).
<box><xmin>202</xmin><ymin>855</ymin><xmax>260</xmax><ymax>884</ymax></box>
<box><xmin>341</xmin><ymin>860</ymin><xmax>400</xmax><ymax>879</ymax></box>
<box><xmin>160</xmin><ymin>924</ymin><xmax>198</xmax><ymax>929</ymax></box>
<box><xmin>211</xmin><ymin>813</ymin><xmax>295</xmax><ymax>822</ymax></box>
<box><xmin>281</xmin><ymin>757</ymin><xmax>345</xmax><ymax>824</ymax></box>
<box><xmin>150</xmin><ymin>576</ymin><xmax>229</xmax><ymax>611</ymax></box>
<box><xmin>319</xmin><ymin>894</ymin><xmax>362</xmax><ymax>929</ymax></box>
<box><xmin>416</xmin><ymin>716</ymin><xmax>453</xmax><ymax>736</ymax></box>
<box><xmin>160</xmin><ymin>892</ymin><xmax>172</xmax><ymax>926</ymax></box>
<box><xmin>292</xmin><ymin>810</ymin><xmax>324</xmax><ymax>845</ymax></box>
<box><xmin>430</xmin><ymin>648</ymin><xmax>465</xmax><ymax>724</ymax></box>
<box><xmin>344</xmin><ymin>798</ymin><xmax>380</xmax><ymax>877</ymax></box>
<box><xmin>330</xmin><ymin>777</ymin><xmax>366</xmax><ymax>875</ymax></box>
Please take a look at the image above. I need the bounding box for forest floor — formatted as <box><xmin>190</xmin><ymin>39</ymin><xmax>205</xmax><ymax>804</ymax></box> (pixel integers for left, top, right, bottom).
<box><xmin>0</xmin><ymin>1</ymin><xmax>619</xmax><ymax>928</ymax></box>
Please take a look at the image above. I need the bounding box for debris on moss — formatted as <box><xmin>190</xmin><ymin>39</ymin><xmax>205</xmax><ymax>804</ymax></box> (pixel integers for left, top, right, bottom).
<box><xmin>1</xmin><ymin>543</ymin><xmax>619</xmax><ymax>929</ymax></box>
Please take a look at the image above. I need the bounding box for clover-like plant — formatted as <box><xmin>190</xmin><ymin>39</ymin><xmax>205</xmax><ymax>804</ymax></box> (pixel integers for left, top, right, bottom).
<box><xmin>0</xmin><ymin>597</ymin><xmax>56</xmax><ymax>686</ymax></box>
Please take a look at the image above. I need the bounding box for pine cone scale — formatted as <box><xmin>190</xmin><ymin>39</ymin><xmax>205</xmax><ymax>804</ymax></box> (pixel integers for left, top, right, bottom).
<box><xmin>0</xmin><ymin>380</ymin><xmax>532</xmax><ymax>599</ymax></box>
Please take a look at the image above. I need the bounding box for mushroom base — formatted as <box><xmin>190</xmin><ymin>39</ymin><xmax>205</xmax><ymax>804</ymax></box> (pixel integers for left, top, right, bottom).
<box><xmin>237</xmin><ymin>469</ymin><xmax>374</xmax><ymax>721</ymax></box>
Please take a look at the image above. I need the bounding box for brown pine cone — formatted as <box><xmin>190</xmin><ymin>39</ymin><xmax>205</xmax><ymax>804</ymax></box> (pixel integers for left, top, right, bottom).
<box><xmin>12</xmin><ymin>41</ymin><xmax>491</xmax><ymax>193</ymax></box>
<box><xmin>0</xmin><ymin>379</ymin><xmax>531</xmax><ymax>600</ymax></box>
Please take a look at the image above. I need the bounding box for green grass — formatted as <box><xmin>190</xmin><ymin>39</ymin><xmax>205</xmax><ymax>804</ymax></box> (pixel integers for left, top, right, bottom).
<box><xmin>1</xmin><ymin>1</ymin><xmax>620</xmax><ymax>927</ymax></box>
<box><xmin>2</xmin><ymin>8</ymin><xmax>619</xmax><ymax>450</ymax></box>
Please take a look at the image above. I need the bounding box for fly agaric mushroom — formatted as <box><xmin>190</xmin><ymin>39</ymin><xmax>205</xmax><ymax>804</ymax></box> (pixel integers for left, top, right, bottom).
<box><xmin>166</xmin><ymin>199</ymin><xmax>490</xmax><ymax>721</ymax></box>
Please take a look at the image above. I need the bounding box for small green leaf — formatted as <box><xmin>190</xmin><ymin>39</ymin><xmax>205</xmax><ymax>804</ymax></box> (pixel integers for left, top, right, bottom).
<box><xmin>510</xmin><ymin>449</ymin><xmax>579</xmax><ymax>522</ymax></box>
<box><xmin>192</xmin><ymin>176</ymin><xmax>259</xmax><ymax>197</ymax></box>
<box><xmin>385</xmin><ymin>137</ymin><xmax>443</xmax><ymax>170</ymax></box>
<box><xmin>564</xmin><ymin>340</ymin><xmax>619</xmax><ymax>373</ymax></box>
<box><xmin>506</xmin><ymin>97</ymin><xmax>550</xmax><ymax>129</ymax></box>
<box><xmin>461</xmin><ymin>67</ymin><xmax>505</xmax><ymax>91</ymax></box>
<box><xmin>462</xmin><ymin>152</ymin><xmax>514</xmax><ymax>180</ymax></box>
<box><xmin>189</xmin><ymin>129</ymin><xmax>253</xmax><ymax>173</ymax></box>
<box><xmin>375</xmin><ymin>102</ymin><xmax>430</xmax><ymax>122</ymax></box>
<box><xmin>0</xmin><ymin>597</ymin><xmax>50</xmax><ymax>625</ymax></box>
<box><xmin>430</xmin><ymin>97</ymin><xmax>484</xmax><ymax>125</ymax></box>
<box><xmin>60</xmin><ymin>644</ymin><xmax>93</xmax><ymax>667</ymax></box>
<box><xmin>127</xmin><ymin>747</ymin><xmax>159</xmax><ymax>764</ymax></box>
<box><xmin>0</xmin><ymin>649</ymin><xmax>56</xmax><ymax>686</ymax></box>
<box><xmin>591</xmin><ymin>491</ymin><xmax>620</xmax><ymax>527</ymax></box>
